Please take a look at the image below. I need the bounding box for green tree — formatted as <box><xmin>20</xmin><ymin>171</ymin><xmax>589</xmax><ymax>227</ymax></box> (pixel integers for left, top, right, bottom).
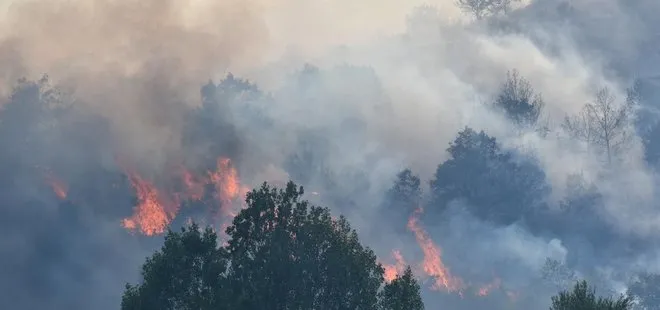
<box><xmin>379</xmin><ymin>267</ymin><xmax>425</xmax><ymax>310</ymax></box>
<box><xmin>121</xmin><ymin>223</ymin><xmax>229</xmax><ymax>310</ymax></box>
<box><xmin>226</xmin><ymin>181</ymin><xmax>384</xmax><ymax>310</ymax></box>
<box><xmin>123</xmin><ymin>181</ymin><xmax>425</xmax><ymax>310</ymax></box>
<box><xmin>550</xmin><ymin>280</ymin><xmax>633</xmax><ymax>310</ymax></box>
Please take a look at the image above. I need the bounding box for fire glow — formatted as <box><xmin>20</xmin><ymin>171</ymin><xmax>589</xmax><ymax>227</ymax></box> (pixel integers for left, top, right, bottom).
<box><xmin>407</xmin><ymin>207</ymin><xmax>463</xmax><ymax>292</ymax></box>
<box><xmin>121</xmin><ymin>157</ymin><xmax>249</xmax><ymax>236</ymax></box>
<box><xmin>383</xmin><ymin>250</ymin><xmax>407</xmax><ymax>283</ymax></box>
<box><xmin>46</xmin><ymin>174</ymin><xmax>68</xmax><ymax>200</ymax></box>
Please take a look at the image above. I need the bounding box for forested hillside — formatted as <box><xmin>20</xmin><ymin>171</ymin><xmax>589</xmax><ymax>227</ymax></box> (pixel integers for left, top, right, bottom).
<box><xmin>2</xmin><ymin>0</ymin><xmax>660</xmax><ymax>309</ymax></box>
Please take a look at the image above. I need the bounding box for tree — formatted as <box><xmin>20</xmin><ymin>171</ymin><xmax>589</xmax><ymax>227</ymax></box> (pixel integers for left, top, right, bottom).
<box><xmin>430</xmin><ymin>127</ymin><xmax>548</xmax><ymax>225</ymax></box>
<box><xmin>541</xmin><ymin>258</ymin><xmax>578</xmax><ymax>291</ymax></box>
<box><xmin>493</xmin><ymin>70</ymin><xmax>544</xmax><ymax>128</ymax></box>
<box><xmin>383</xmin><ymin>169</ymin><xmax>422</xmax><ymax>230</ymax></box>
<box><xmin>550</xmin><ymin>280</ymin><xmax>633</xmax><ymax>310</ymax></box>
<box><xmin>226</xmin><ymin>181</ymin><xmax>384</xmax><ymax>310</ymax></box>
<box><xmin>563</xmin><ymin>86</ymin><xmax>637</xmax><ymax>165</ymax></box>
<box><xmin>627</xmin><ymin>272</ymin><xmax>660</xmax><ymax>309</ymax></box>
<box><xmin>455</xmin><ymin>0</ymin><xmax>520</xmax><ymax>20</ymax></box>
<box><xmin>121</xmin><ymin>223</ymin><xmax>229</xmax><ymax>310</ymax></box>
<box><xmin>123</xmin><ymin>181</ymin><xmax>425</xmax><ymax>310</ymax></box>
<box><xmin>379</xmin><ymin>267</ymin><xmax>425</xmax><ymax>310</ymax></box>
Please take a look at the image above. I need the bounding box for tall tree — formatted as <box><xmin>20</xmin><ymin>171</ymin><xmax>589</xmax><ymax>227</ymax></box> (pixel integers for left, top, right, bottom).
<box><xmin>123</xmin><ymin>181</ymin><xmax>425</xmax><ymax>310</ymax></box>
<box><xmin>493</xmin><ymin>70</ymin><xmax>545</xmax><ymax>128</ymax></box>
<box><xmin>541</xmin><ymin>258</ymin><xmax>578</xmax><ymax>291</ymax></box>
<box><xmin>379</xmin><ymin>267</ymin><xmax>425</xmax><ymax>310</ymax></box>
<box><xmin>226</xmin><ymin>181</ymin><xmax>384</xmax><ymax>310</ymax></box>
<box><xmin>383</xmin><ymin>169</ymin><xmax>422</xmax><ymax>230</ymax></box>
<box><xmin>455</xmin><ymin>0</ymin><xmax>520</xmax><ymax>20</ymax></box>
<box><xmin>121</xmin><ymin>224</ymin><xmax>229</xmax><ymax>310</ymax></box>
<box><xmin>430</xmin><ymin>127</ymin><xmax>548</xmax><ymax>225</ymax></box>
<box><xmin>550</xmin><ymin>280</ymin><xmax>633</xmax><ymax>310</ymax></box>
<box><xmin>563</xmin><ymin>86</ymin><xmax>638</xmax><ymax>165</ymax></box>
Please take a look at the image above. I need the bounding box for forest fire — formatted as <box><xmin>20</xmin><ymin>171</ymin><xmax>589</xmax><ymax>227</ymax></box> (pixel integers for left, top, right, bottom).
<box><xmin>121</xmin><ymin>157</ymin><xmax>249</xmax><ymax>236</ymax></box>
<box><xmin>477</xmin><ymin>277</ymin><xmax>502</xmax><ymax>296</ymax></box>
<box><xmin>407</xmin><ymin>207</ymin><xmax>463</xmax><ymax>292</ymax></box>
<box><xmin>46</xmin><ymin>173</ymin><xmax>68</xmax><ymax>200</ymax></box>
<box><xmin>383</xmin><ymin>250</ymin><xmax>407</xmax><ymax>282</ymax></box>
<box><xmin>209</xmin><ymin>158</ymin><xmax>250</xmax><ymax>218</ymax></box>
<box><xmin>180</xmin><ymin>168</ymin><xmax>204</xmax><ymax>201</ymax></box>
<box><xmin>121</xmin><ymin>172</ymin><xmax>176</xmax><ymax>236</ymax></box>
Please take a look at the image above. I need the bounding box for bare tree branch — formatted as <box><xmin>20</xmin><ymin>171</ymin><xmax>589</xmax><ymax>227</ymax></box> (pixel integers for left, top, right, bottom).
<box><xmin>562</xmin><ymin>86</ymin><xmax>637</xmax><ymax>165</ymax></box>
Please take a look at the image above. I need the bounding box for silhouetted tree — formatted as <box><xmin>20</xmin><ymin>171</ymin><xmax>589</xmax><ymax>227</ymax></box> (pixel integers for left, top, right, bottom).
<box><xmin>430</xmin><ymin>127</ymin><xmax>548</xmax><ymax>225</ymax></box>
<box><xmin>383</xmin><ymin>169</ymin><xmax>422</xmax><ymax>229</ymax></box>
<box><xmin>121</xmin><ymin>224</ymin><xmax>229</xmax><ymax>310</ymax></box>
<box><xmin>122</xmin><ymin>181</ymin><xmax>424</xmax><ymax>310</ymax></box>
<box><xmin>456</xmin><ymin>0</ymin><xmax>520</xmax><ymax>20</ymax></box>
<box><xmin>541</xmin><ymin>258</ymin><xmax>578</xmax><ymax>291</ymax></box>
<box><xmin>493</xmin><ymin>70</ymin><xmax>544</xmax><ymax>128</ymax></box>
<box><xmin>379</xmin><ymin>267</ymin><xmax>425</xmax><ymax>310</ymax></box>
<box><xmin>227</xmin><ymin>181</ymin><xmax>384</xmax><ymax>309</ymax></box>
<box><xmin>563</xmin><ymin>86</ymin><xmax>638</xmax><ymax>164</ymax></box>
<box><xmin>550</xmin><ymin>280</ymin><xmax>633</xmax><ymax>310</ymax></box>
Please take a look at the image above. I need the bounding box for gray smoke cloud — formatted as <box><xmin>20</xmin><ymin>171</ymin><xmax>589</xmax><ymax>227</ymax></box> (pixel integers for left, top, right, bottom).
<box><xmin>1</xmin><ymin>0</ymin><xmax>659</xmax><ymax>309</ymax></box>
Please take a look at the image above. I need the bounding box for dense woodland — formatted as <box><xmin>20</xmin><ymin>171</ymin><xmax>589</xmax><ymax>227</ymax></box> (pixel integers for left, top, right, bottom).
<box><xmin>4</xmin><ymin>0</ymin><xmax>660</xmax><ymax>309</ymax></box>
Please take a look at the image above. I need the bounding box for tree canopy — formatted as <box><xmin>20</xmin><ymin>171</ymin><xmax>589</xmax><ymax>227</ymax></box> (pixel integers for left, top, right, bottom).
<box><xmin>121</xmin><ymin>181</ymin><xmax>424</xmax><ymax>310</ymax></box>
<box><xmin>549</xmin><ymin>280</ymin><xmax>633</xmax><ymax>310</ymax></box>
<box><xmin>429</xmin><ymin>127</ymin><xmax>548</xmax><ymax>225</ymax></box>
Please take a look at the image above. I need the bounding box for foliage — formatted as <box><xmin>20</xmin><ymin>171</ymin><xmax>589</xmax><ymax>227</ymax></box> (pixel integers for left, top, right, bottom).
<box><xmin>455</xmin><ymin>0</ymin><xmax>520</xmax><ymax>20</ymax></box>
<box><xmin>383</xmin><ymin>169</ymin><xmax>422</xmax><ymax>230</ymax></box>
<box><xmin>550</xmin><ymin>280</ymin><xmax>633</xmax><ymax>310</ymax></box>
<box><xmin>493</xmin><ymin>70</ymin><xmax>545</xmax><ymax>128</ymax></box>
<box><xmin>430</xmin><ymin>127</ymin><xmax>548</xmax><ymax>225</ymax></box>
<box><xmin>226</xmin><ymin>181</ymin><xmax>384</xmax><ymax>310</ymax></box>
<box><xmin>121</xmin><ymin>224</ymin><xmax>228</xmax><ymax>310</ymax></box>
<box><xmin>541</xmin><ymin>258</ymin><xmax>578</xmax><ymax>291</ymax></box>
<box><xmin>379</xmin><ymin>267</ymin><xmax>425</xmax><ymax>310</ymax></box>
<box><xmin>122</xmin><ymin>181</ymin><xmax>425</xmax><ymax>310</ymax></box>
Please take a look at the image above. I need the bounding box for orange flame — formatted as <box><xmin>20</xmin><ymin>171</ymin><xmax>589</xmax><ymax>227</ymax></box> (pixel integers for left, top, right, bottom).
<box><xmin>477</xmin><ymin>277</ymin><xmax>502</xmax><ymax>296</ymax></box>
<box><xmin>121</xmin><ymin>157</ymin><xmax>250</xmax><ymax>236</ymax></box>
<box><xmin>383</xmin><ymin>250</ymin><xmax>407</xmax><ymax>283</ymax></box>
<box><xmin>121</xmin><ymin>172</ymin><xmax>176</xmax><ymax>236</ymax></box>
<box><xmin>407</xmin><ymin>207</ymin><xmax>462</xmax><ymax>292</ymax></box>
<box><xmin>209</xmin><ymin>158</ymin><xmax>249</xmax><ymax>218</ymax></box>
<box><xmin>181</xmin><ymin>168</ymin><xmax>204</xmax><ymax>201</ymax></box>
<box><xmin>45</xmin><ymin>173</ymin><xmax>67</xmax><ymax>200</ymax></box>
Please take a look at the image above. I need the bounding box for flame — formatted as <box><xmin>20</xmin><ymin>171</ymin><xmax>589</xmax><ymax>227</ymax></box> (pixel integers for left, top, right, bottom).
<box><xmin>45</xmin><ymin>173</ymin><xmax>67</xmax><ymax>200</ymax></box>
<box><xmin>209</xmin><ymin>158</ymin><xmax>249</xmax><ymax>218</ymax></box>
<box><xmin>477</xmin><ymin>277</ymin><xmax>502</xmax><ymax>296</ymax></box>
<box><xmin>181</xmin><ymin>168</ymin><xmax>204</xmax><ymax>201</ymax></box>
<box><xmin>407</xmin><ymin>207</ymin><xmax>462</xmax><ymax>292</ymax></box>
<box><xmin>121</xmin><ymin>157</ymin><xmax>250</xmax><ymax>236</ymax></box>
<box><xmin>383</xmin><ymin>250</ymin><xmax>407</xmax><ymax>283</ymax></box>
<box><xmin>121</xmin><ymin>172</ymin><xmax>176</xmax><ymax>236</ymax></box>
